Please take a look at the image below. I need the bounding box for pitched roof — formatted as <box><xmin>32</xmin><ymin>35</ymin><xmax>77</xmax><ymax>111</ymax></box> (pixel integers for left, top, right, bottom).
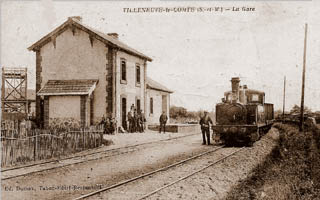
<box><xmin>28</xmin><ymin>17</ymin><xmax>152</xmax><ymax>61</ymax></box>
<box><xmin>37</xmin><ymin>79</ymin><xmax>98</xmax><ymax>96</ymax></box>
<box><xmin>146</xmin><ymin>78</ymin><xmax>173</xmax><ymax>93</ymax></box>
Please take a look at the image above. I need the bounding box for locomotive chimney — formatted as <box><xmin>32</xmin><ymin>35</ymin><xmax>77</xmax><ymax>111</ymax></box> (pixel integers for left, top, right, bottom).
<box><xmin>231</xmin><ymin>77</ymin><xmax>240</xmax><ymax>103</ymax></box>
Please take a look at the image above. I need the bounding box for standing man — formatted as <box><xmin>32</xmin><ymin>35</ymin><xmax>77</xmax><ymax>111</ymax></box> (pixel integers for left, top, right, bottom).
<box><xmin>159</xmin><ymin>111</ymin><xmax>168</xmax><ymax>133</ymax></box>
<box><xmin>99</xmin><ymin>116</ymin><xmax>107</xmax><ymax>134</ymax></box>
<box><xmin>133</xmin><ymin>109</ymin><xmax>138</xmax><ymax>132</ymax></box>
<box><xmin>200</xmin><ymin>111</ymin><xmax>213</xmax><ymax>145</ymax></box>
<box><xmin>140</xmin><ymin>110</ymin><xmax>146</xmax><ymax>132</ymax></box>
<box><xmin>136</xmin><ymin>110</ymin><xmax>142</xmax><ymax>133</ymax></box>
<box><xmin>127</xmin><ymin>110</ymin><xmax>133</xmax><ymax>133</ymax></box>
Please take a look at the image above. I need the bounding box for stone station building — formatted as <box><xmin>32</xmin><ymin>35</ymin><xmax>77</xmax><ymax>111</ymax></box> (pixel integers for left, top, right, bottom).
<box><xmin>28</xmin><ymin>16</ymin><xmax>172</xmax><ymax>129</ymax></box>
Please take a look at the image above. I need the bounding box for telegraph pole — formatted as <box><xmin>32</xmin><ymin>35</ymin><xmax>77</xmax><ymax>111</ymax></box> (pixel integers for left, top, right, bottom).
<box><xmin>282</xmin><ymin>76</ymin><xmax>286</xmax><ymax>122</ymax></box>
<box><xmin>300</xmin><ymin>23</ymin><xmax>308</xmax><ymax>132</ymax></box>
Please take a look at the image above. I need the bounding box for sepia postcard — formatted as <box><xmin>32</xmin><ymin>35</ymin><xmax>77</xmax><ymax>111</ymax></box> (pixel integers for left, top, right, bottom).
<box><xmin>1</xmin><ymin>0</ymin><xmax>320</xmax><ymax>200</ymax></box>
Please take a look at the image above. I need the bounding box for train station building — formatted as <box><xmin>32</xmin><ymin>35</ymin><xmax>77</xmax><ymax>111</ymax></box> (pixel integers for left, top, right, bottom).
<box><xmin>28</xmin><ymin>16</ymin><xmax>172</xmax><ymax>129</ymax></box>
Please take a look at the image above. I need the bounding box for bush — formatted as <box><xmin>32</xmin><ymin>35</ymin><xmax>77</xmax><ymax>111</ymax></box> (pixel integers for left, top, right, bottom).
<box><xmin>169</xmin><ymin>106</ymin><xmax>212</xmax><ymax>124</ymax></box>
<box><xmin>227</xmin><ymin>123</ymin><xmax>320</xmax><ymax>200</ymax></box>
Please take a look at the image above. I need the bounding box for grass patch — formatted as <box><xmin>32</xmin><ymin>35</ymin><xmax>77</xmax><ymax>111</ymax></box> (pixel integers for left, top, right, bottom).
<box><xmin>226</xmin><ymin>123</ymin><xmax>320</xmax><ymax>200</ymax></box>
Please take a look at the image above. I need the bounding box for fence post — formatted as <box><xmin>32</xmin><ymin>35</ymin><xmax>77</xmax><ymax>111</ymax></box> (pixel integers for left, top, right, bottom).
<box><xmin>93</xmin><ymin>131</ymin><xmax>95</xmax><ymax>148</ymax></box>
<box><xmin>100</xmin><ymin>130</ymin><xmax>103</xmax><ymax>146</ymax></box>
<box><xmin>34</xmin><ymin>130</ymin><xmax>37</xmax><ymax>161</ymax></box>
<box><xmin>10</xmin><ymin>131</ymin><xmax>13</xmax><ymax>165</ymax></box>
<box><xmin>82</xmin><ymin>128</ymin><xmax>85</xmax><ymax>150</ymax></box>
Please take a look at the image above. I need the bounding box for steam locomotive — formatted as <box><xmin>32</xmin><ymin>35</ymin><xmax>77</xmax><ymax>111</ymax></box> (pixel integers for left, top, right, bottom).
<box><xmin>212</xmin><ymin>77</ymin><xmax>274</xmax><ymax>146</ymax></box>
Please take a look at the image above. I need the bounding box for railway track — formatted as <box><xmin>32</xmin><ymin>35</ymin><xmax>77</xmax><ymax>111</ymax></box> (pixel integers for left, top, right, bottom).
<box><xmin>1</xmin><ymin>133</ymin><xmax>199</xmax><ymax>180</ymax></box>
<box><xmin>74</xmin><ymin>146</ymin><xmax>245</xmax><ymax>200</ymax></box>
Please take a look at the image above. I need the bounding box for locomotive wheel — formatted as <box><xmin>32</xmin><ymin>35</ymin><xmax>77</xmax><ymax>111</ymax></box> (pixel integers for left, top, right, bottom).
<box><xmin>252</xmin><ymin>129</ymin><xmax>260</xmax><ymax>142</ymax></box>
<box><xmin>246</xmin><ymin>129</ymin><xmax>259</xmax><ymax>147</ymax></box>
<box><xmin>225</xmin><ymin>139</ymin><xmax>234</xmax><ymax>147</ymax></box>
<box><xmin>225</xmin><ymin>138</ymin><xmax>230</xmax><ymax>146</ymax></box>
<box><xmin>224</xmin><ymin>136</ymin><xmax>234</xmax><ymax>147</ymax></box>
<box><xmin>212</xmin><ymin>131</ymin><xmax>220</xmax><ymax>143</ymax></box>
<box><xmin>259</xmin><ymin>128</ymin><xmax>264</xmax><ymax>139</ymax></box>
<box><xmin>247</xmin><ymin>140</ymin><xmax>254</xmax><ymax>147</ymax></box>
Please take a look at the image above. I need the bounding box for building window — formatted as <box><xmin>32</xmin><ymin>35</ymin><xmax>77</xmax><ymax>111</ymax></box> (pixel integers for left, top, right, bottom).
<box><xmin>150</xmin><ymin>98</ymin><xmax>153</xmax><ymax>114</ymax></box>
<box><xmin>121</xmin><ymin>59</ymin><xmax>127</xmax><ymax>83</ymax></box>
<box><xmin>136</xmin><ymin>64</ymin><xmax>141</xmax><ymax>86</ymax></box>
<box><xmin>136</xmin><ymin>98</ymin><xmax>141</xmax><ymax>112</ymax></box>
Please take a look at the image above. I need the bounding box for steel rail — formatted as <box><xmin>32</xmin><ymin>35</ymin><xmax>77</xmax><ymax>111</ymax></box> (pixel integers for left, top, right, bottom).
<box><xmin>1</xmin><ymin>133</ymin><xmax>199</xmax><ymax>180</ymax></box>
<box><xmin>137</xmin><ymin>147</ymin><xmax>245</xmax><ymax>200</ymax></box>
<box><xmin>73</xmin><ymin>146</ymin><xmax>225</xmax><ymax>200</ymax></box>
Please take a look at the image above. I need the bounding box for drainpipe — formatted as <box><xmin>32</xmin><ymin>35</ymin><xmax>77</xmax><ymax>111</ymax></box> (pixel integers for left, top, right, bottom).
<box><xmin>112</xmin><ymin>48</ymin><xmax>118</xmax><ymax>133</ymax></box>
<box><xmin>144</xmin><ymin>60</ymin><xmax>147</xmax><ymax>130</ymax></box>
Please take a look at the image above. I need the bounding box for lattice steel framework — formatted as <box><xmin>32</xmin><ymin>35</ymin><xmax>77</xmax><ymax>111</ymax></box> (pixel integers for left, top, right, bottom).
<box><xmin>1</xmin><ymin>68</ymin><xmax>28</xmax><ymax>113</ymax></box>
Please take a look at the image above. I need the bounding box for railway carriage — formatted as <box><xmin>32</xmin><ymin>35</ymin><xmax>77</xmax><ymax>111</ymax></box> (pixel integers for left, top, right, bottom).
<box><xmin>212</xmin><ymin>77</ymin><xmax>274</xmax><ymax>146</ymax></box>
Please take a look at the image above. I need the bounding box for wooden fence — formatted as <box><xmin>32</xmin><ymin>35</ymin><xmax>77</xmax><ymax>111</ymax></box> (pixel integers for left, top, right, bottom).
<box><xmin>1</xmin><ymin>128</ymin><xmax>103</xmax><ymax>167</ymax></box>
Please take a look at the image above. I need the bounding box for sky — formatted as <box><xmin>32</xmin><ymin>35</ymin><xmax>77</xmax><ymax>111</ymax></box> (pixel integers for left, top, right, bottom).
<box><xmin>1</xmin><ymin>0</ymin><xmax>320</xmax><ymax>112</ymax></box>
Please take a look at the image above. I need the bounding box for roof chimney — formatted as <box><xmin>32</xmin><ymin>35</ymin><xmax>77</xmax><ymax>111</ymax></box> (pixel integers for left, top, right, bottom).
<box><xmin>107</xmin><ymin>33</ymin><xmax>119</xmax><ymax>40</ymax></box>
<box><xmin>231</xmin><ymin>77</ymin><xmax>240</xmax><ymax>103</ymax></box>
<box><xmin>69</xmin><ymin>16</ymin><xmax>82</xmax><ymax>22</ymax></box>
<box><xmin>243</xmin><ymin>85</ymin><xmax>248</xmax><ymax>89</ymax></box>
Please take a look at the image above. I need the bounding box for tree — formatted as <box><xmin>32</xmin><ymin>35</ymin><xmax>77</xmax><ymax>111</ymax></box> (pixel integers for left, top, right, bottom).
<box><xmin>169</xmin><ymin>106</ymin><xmax>187</xmax><ymax>119</ymax></box>
<box><xmin>169</xmin><ymin>106</ymin><xmax>204</xmax><ymax>123</ymax></box>
<box><xmin>274</xmin><ymin>109</ymin><xmax>283</xmax><ymax>119</ymax></box>
<box><xmin>290</xmin><ymin>104</ymin><xmax>311</xmax><ymax>115</ymax></box>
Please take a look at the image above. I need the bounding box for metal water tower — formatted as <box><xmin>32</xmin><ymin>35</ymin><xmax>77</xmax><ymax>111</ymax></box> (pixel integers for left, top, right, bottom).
<box><xmin>1</xmin><ymin>67</ymin><xmax>28</xmax><ymax>114</ymax></box>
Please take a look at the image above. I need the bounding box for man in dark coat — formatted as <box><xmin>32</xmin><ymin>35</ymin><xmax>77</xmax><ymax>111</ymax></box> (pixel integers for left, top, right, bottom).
<box><xmin>159</xmin><ymin>111</ymin><xmax>168</xmax><ymax>133</ymax></box>
<box><xmin>108</xmin><ymin>117</ymin><xmax>116</xmax><ymax>134</ymax></box>
<box><xmin>127</xmin><ymin>110</ymin><xmax>133</xmax><ymax>133</ymax></box>
<box><xmin>99</xmin><ymin>116</ymin><xmax>107</xmax><ymax>134</ymax></box>
<box><xmin>141</xmin><ymin>110</ymin><xmax>147</xmax><ymax>132</ymax></box>
<box><xmin>199</xmin><ymin>111</ymin><xmax>213</xmax><ymax>145</ymax></box>
<box><xmin>136</xmin><ymin>110</ymin><xmax>142</xmax><ymax>133</ymax></box>
<box><xmin>133</xmin><ymin>109</ymin><xmax>138</xmax><ymax>132</ymax></box>
<box><xmin>139</xmin><ymin>110</ymin><xmax>145</xmax><ymax>133</ymax></box>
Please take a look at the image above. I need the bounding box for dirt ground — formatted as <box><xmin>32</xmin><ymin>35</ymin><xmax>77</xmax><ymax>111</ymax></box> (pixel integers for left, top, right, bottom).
<box><xmin>87</xmin><ymin>146</ymin><xmax>238</xmax><ymax>200</ymax></box>
<box><xmin>1</xmin><ymin>130</ymin><xmax>196</xmax><ymax>179</ymax></box>
<box><xmin>1</xmin><ymin>128</ymin><xmax>279</xmax><ymax>200</ymax></box>
<box><xmin>155</xmin><ymin>128</ymin><xmax>279</xmax><ymax>200</ymax></box>
<box><xmin>1</xmin><ymin>131</ymin><xmax>207</xmax><ymax>200</ymax></box>
<box><xmin>90</xmin><ymin>128</ymin><xmax>279</xmax><ymax>200</ymax></box>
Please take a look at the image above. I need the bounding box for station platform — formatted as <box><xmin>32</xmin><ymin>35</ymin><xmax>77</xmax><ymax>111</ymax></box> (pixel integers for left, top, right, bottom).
<box><xmin>148</xmin><ymin>123</ymin><xmax>201</xmax><ymax>133</ymax></box>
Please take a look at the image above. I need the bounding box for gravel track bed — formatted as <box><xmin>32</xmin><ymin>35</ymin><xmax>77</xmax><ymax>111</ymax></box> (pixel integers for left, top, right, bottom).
<box><xmin>2</xmin><ymin>133</ymin><xmax>208</xmax><ymax>200</ymax></box>
<box><xmin>86</xmin><ymin>128</ymin><xmax>278</xmax><ymax>200</ymax></box>
<box><xmin>86</xmin><ymin>147</ymin><xmax>236</xmax><ymax>200</ymax></box>
<box><xmin>1</xmin><ymin>128</ymin><xmax>278</xmax><ymax>200</ymax></box>
<box><xmin>149</xmin><ymin>128</ymin><xmax>279</xmax><ymax>200</ymax></box>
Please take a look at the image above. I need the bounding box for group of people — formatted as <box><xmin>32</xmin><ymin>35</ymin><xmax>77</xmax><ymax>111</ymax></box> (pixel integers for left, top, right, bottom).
<box><xmin>99</xmin><ymin>106</ymin><xmax>214</xmax><ymax>146</ymax></box>
<box><xmin>99</xmin><ymin>116</ymin><xmax>116</xmax><ymax>134</ymax></box>
<box><xmin>127</xmin><ymin>104</ymin><xmax>146</xmax><ymax>133</ymax></box>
